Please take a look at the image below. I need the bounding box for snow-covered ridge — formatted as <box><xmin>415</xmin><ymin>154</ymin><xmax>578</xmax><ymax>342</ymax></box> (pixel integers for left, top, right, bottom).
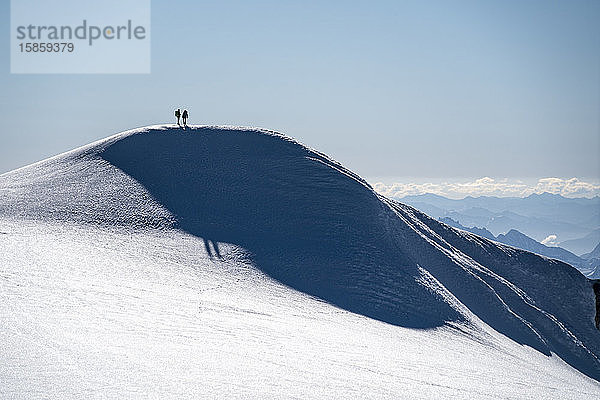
<box><xmin>1</xmin><ymin>125</ymin><xmax>599</xmax><ymax>396</ymax></box>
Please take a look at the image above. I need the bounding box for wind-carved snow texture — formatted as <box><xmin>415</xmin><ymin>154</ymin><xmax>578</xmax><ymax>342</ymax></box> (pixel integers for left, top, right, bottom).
<box><xmin>1</xmin><ymin>125</ymin><xmax>599</xmax><ymax>398</ymax></box>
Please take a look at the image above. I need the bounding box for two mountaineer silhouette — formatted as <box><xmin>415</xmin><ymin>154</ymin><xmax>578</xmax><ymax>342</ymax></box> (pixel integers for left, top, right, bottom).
<box><xmin>175</xmin><ymin>108</ymin><xmax>189</xmax><ymax>126</ymax></box>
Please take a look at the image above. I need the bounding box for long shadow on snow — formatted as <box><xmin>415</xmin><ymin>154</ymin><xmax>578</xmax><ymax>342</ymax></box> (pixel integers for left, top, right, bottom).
<box><xmin>101</xmin><ymin>127</ymin><xmax>600</xmax><ymax>383</ymax></box>
<box><xmin>101</xmin><ymin>127</ymin><xmax>462</xmax><ymax>329</ymax></box>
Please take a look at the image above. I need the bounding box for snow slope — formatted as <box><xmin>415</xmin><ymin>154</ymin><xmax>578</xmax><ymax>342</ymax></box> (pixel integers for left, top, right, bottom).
<box><xmin>1</xmin><ymin>125</ymin><xmax>599</xmax><ymax>398</ymax></box>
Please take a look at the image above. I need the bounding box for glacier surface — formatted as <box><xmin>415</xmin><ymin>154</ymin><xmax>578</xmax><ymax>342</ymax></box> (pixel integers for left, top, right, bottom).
<box><xmin>1</xmin><ymin>125</ymin><xmax>599</xmax><ymax>398</ymax></box>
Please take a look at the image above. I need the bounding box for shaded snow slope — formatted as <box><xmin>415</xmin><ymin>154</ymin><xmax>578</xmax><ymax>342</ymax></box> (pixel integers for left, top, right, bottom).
<box><xmin>1</xmin><ymin>125</ymin><xmax>599</xmax><ymax>397</ymax></box>
<box><xmin>3</xmin><ymin>220</ymin><xmax>599</xmax><ymax>399</ymax></box>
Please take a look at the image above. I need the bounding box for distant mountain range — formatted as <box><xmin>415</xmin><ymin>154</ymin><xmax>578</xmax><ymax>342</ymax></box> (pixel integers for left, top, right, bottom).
<box><xmin>400</xmin><ymin>192</ymin><xmax>600</xmax><ymax>255</ymax></box>
<box><xmin>440</xmin><ymin>217</ymin><xmax>600</xmax><ymax>279</ymax></box>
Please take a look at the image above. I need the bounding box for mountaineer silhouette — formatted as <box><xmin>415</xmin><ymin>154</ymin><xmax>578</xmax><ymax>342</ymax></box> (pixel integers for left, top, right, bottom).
<box><xmin>182</xmin><ymin>109</ymin><xmax>188</xmax><ymax>126</ymax></box>
<box><xmin>175</xmin><ymin>108</ymin><xmax>181</xmax><ymax>125</ymax></box>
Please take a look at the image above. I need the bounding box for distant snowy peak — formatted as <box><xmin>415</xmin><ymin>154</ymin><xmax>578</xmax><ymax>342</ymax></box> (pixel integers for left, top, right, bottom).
<box><xmin>582</xmin><ymin>243</ymin><xmax>600</xmax><ymax>260</ymax></box>
<box><xmin>439</xmin><ymin>217</ymin><xmax>496</xmax><ymax>240</ymax></box>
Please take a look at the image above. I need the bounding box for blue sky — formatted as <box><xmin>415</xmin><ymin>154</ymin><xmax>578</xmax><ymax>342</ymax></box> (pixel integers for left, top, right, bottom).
<box><xmin>1</xmin><ymin>0</ymin><xmax>599</xmax><ymax>187</ymax></box>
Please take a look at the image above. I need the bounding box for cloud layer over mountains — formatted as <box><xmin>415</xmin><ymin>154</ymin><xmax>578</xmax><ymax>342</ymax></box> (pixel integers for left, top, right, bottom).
<box><xmin>373</xmin><ymin>177</ymin><xmax>600</xmax><ymax>199</ymax></box>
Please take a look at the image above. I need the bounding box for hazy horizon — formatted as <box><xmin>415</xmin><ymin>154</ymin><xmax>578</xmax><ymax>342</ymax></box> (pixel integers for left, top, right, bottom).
<box><xmin>1</xmin><ymin>1</ymin><xmax>598</xmax><ymax>182</ymax></box>
<box><xmin>370</xmin><ymin>176</ymin><xmax>600</xmax><ymax>199</ymax></box>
